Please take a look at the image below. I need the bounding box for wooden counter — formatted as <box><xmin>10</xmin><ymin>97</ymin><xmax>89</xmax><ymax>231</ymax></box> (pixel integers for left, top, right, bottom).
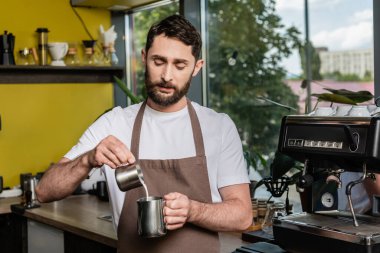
<box><xmin>0</xmin><ymin>194</ymin><xmax>249</xmax><ymax>252</ymax></box>
<box><xmin>23</xmin><ymin>195</ymin><xmax>117</xmax><ymax>248</ymax></box>
<box><xmin>0</xmin><ymin>197</ymin><xmax>19</xmax><ymax>214</ymax></box>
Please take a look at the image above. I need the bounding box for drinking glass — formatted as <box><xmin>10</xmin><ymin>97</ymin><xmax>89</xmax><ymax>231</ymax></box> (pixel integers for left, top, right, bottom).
<box><xmin>261</xmin><ymin>202</ymin><xmax>286</xmax><ymax>235</ymax></box>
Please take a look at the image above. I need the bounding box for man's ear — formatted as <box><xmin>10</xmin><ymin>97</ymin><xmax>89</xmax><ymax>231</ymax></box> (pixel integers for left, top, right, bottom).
<box><xmin>141</xmin><ymin>49</ymin><xmax>146</xmax><ymax>64</ymax></box>
<box><xmin>192</xmin><ymin>59</ymin><xmax>204</xmax><ymax>77</ymax></box>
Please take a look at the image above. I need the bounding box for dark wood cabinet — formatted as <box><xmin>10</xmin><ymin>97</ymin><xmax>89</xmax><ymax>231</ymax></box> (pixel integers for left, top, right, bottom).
<box><xmin>64</xmin><ymin>232</ymin><xmax>116</xmax><ymax>253</ymax></box>
<box><xmin>0</xmin><ymin>213</ymin><xmax>26</xmax><ymax>253</ymax></box>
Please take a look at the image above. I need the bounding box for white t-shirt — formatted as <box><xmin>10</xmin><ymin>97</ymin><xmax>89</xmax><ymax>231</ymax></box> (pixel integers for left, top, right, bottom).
<box><xmin>64</xmin><ymin>101</ymin><xmax>249</xmax><ymax>227</ymax></box>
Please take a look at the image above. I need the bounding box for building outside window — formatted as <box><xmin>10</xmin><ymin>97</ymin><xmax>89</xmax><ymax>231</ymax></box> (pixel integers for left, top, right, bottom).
<box><xmin>281</xmin><ymin>0</ymin><xmax>374</xmax><ymax>111</ymax></box>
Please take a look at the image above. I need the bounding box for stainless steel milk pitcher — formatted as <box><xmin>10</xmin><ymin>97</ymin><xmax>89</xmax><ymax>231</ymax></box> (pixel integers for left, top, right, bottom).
<box><xmin>115</xmin><ymin>163</ymin><xmax>144</xmax><ymax>191</ymax></box>
<box><xmin>137</xmin><ymin>196</ymin><xmax>166</xmax><ymax>238</ymax></box>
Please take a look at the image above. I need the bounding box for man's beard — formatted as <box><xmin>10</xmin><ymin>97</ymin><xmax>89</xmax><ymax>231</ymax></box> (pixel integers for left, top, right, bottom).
<box><xmin>145</xmin><ymin>68</ymin><xmax>192</xmax><ymax>107</ymax></box>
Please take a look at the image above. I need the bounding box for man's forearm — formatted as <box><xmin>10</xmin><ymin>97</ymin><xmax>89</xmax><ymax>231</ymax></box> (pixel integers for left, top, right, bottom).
<box><xmin>164</xmin><ymin>184</ymin><xmax>252</xmax><ymax>232</ymax></box>
<box><xmin>36</xmin><ymin>154</ymin><xmax>92</xmax><ymax>203</ymax></box>
<box><xmin>188</xmin><ymin>197</ymin><xmax>252</xmax><ymax>232</ymax></box>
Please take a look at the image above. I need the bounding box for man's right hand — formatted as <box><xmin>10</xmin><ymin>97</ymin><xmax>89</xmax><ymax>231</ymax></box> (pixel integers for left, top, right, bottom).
<box><xmin>87</xmin><ymin>135</ymin><xmax>136</xmax><ymax>169</ymax></box>
<box><xmin>36</xmin><ymin>135</ymin><xmax>135</xmax><ymax>203</ymax></box>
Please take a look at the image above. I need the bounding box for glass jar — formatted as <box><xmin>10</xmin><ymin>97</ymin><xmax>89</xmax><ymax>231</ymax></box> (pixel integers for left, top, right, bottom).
<box><xmin>82</xmin><ymin>40</ymin><xmax>98</xmax><ymax>66</ymax></box>
<box><xmin>100</xmin><ymin>46</ymin><xmax>111</xmax><ymax>66</ymax></box>
<box><xmin>17</xmin><ymin>48</ymin><xmax>35</xmax><ymax>65</ymax></box>
<box><xmin>65</xmin><ymin>44</ymin><xmax>80</xmax><ymax>66</ymax></box>
<box><xmin>110</xmin><ymin>47</ymin><xmax>118</xmax><ymax>65</ymax></box>
<box><xmin>83</xmin><ymin>47</ymin><xmax>97</xmax><ymax>65</ymax></box>
<box><xmin>261</xmin><ymin>202</ymin><xmax>286</xmax><ymax>235</ymax></box>
<box><xmin>17</xmin><ymin>48</ymin><xmax>29</xmax><ymax>65</ymax></box>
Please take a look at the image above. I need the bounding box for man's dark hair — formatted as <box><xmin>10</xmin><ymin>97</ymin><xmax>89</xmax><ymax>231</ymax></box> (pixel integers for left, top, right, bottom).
<box><xmin>145</xmin><ymin>14</ymin><xmax>202</xmax><ymax>60</ymax></box>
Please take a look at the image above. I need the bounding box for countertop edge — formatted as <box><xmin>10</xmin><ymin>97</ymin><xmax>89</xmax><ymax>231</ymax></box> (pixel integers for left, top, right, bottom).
<box><xmin>23</xmin><ymin>210</ymin><xmax>118</xmax><ymax>248</ymax></box>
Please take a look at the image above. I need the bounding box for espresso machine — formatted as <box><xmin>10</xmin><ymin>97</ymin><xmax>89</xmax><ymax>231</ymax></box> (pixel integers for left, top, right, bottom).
<box><xmin>273</xmin><ymin>115</ymin><xmax>380</xmax><ymax>253</ymax></box>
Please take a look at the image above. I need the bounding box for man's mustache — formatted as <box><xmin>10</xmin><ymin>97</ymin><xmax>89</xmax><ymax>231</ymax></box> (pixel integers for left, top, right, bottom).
<box><xmin>149</xmin><ymin>81</ymin><xmax>176</xmax><ymax>89</ymax></box>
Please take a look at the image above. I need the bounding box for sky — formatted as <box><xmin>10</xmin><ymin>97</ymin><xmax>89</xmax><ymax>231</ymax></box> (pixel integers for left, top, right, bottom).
<box><xmin>275</xmin><ymin>0</ymin><xmax>373</xmax><ymax>76</ymax></box>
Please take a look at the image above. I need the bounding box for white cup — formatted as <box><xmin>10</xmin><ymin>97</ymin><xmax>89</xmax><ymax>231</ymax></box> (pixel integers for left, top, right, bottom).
<box><xmin>48</xmin><ymin>42</ymin><xmax>69</xmax><ymax>66</ymax></box>
<box><xmin>372</xmin><ymin>107</ymin><xmax>380</xmax><ymax>116</ymax></box>
<box><xmin>312</xmin><ymin>107</ymin><xmax>335</xmax><ymax>116</ymax></box>
<box><xmin>334</xmin><ymin>105</ymin><xmax>352</xmax><ymax>116</ymax></box>
<box><xmin>348</xmin><ymin>106</ymin><xmax>370</xmax><ymax>117</ymax></box>
<box><xmin>367</xmin><ymin>105</ymin><xmax>378</xmax><ymax>113</ymax></box>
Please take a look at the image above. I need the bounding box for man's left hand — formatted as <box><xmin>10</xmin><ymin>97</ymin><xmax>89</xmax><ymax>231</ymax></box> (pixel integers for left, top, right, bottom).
<box><xmin>163</xmin><ymin>192</ymin><xmax>191</xmax><ymax>230</ymax></box>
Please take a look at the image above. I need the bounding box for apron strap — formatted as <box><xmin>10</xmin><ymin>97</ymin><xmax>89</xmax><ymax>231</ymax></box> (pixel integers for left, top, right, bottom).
<box><xmin>186</xmin><ymin>98</ymin><xmax>205</xmax><ymax>157</ymax></box>
<box><xmin>130</xmin><ymin>101</ymin><xmax>147</xmax><ymax>159</ymax></box>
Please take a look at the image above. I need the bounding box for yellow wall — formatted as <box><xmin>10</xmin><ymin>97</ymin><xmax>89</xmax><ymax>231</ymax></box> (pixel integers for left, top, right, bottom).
<box><xmin>0</xmin><ymin>1</ymin><xmax>114</xmax><ymax>187</ymax></box>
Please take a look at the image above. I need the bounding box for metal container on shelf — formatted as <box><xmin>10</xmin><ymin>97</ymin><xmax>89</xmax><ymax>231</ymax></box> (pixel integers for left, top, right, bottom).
<box><xmin>36</xmin><ymin>27</ymin><xmax>49</xmax><ymax>66</ymax></box>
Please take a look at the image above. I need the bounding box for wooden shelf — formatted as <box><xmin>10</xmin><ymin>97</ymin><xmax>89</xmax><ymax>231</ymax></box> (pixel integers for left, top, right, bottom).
<box><xmin>0</xmin><ymin>65</ymin><xmax>124</xmax><ymax>84</ymax></box>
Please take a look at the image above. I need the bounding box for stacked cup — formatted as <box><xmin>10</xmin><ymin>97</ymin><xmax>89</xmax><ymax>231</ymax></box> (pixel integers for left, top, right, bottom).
<box><xmin>308</xmin><ymin>105</ymin><xmax>373</xmax><ymax>117</ymax></box>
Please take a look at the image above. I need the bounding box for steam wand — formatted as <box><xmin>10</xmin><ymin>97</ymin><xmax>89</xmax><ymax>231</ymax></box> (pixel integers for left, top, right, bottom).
<box><xmin>346</xmin><ymin>163</ymin><xmax>367</xmax><ymax>227</ymax></box>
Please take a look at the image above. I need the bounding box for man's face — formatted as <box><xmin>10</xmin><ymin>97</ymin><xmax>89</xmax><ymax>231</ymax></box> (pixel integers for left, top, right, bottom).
<box><xmin>143</xmin><ymin>34</ymin><xmax>203</xmax><ymax>108</ymax></box>
<box><xmin>144</xmin><ymin>63</ymin><xmax>192</xmax><ymax>107</ymax></box>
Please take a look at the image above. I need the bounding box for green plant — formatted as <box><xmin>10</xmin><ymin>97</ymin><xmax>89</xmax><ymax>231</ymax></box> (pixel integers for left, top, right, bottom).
<box><xmin>244</xmin><ymin>148</ymin><xmax>267</xmax><ymax>174</ymax></box>
<box><xmin>311</xmin><ymin>88</ymin><xmax>373</xmax><ymax>110</ymax></box>
<box><xmin>114</xmin><ymin>76</ymin><xmax>144</xmax><ymax>104</ymax></box>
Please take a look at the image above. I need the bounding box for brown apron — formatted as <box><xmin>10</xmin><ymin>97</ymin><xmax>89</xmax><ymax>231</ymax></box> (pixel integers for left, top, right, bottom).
<box><xmin>117</xmin><ymin>99</ymin><xmax>220</xmax><ymax>253</ymax></box>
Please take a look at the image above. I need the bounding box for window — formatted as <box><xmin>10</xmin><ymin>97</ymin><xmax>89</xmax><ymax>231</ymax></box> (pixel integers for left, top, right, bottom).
<box><xmin>279</xmin><ymin>0</ymin><xmax>374</xmax><ymax>105</ymax></box>
<box><xmin>121</xmin><ymin>0</ymin><xmax>375</xmax><ymax>214</ymax></box>
<box><xmin>206</xmin><ymin>0</ymin><xmax>301</xmax><ymax>210</ymax></box>
<box><xmin>125</xmin><ymin>1</ymin><xmax>179</xmax><ymax>97</ymax></box>
<box><xmin>205</xmin><ymin>0</ymin><xmax>374</xmax><ymax>213</ymax></box>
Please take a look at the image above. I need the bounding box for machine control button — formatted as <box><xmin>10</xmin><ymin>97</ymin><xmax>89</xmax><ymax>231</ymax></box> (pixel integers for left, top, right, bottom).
<box><xmin>311</xmin><ymin>141</ymin><xmax>318</xmax><ymax>147</ymax></box>
<box><xmin>333</xmin><ymin>142</ymin><xmax>343</xmax><ymax>149</ymax></box>
<box><xmin>288</xmin><ymin>139</ymin><xmax>304</xmax><ymax>147</ymax></box>
<box><xmin>288</xmin><ymin>139</ymin><xmax>296</xmax><ymax>146</ymax></box>
<box><xmin>291</xmin><ymin>139</ymin><xmax>343</xmax><ymax>149</ymax></box>
<box><xmin>295</xmin><ymin>139</ymin><xmax>304</xmax><ymax>147</ymax></box>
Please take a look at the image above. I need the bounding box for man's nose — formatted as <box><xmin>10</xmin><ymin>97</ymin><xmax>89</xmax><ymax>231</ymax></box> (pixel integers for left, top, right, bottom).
<box><xmin>161</xmin><ymin>65</ymin><xmax>174</xmax><ymax>82</ymax></box>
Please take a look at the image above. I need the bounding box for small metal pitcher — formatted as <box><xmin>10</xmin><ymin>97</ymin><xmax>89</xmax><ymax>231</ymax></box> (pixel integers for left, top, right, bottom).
<box><xmin>115</xmin><ymin>164</ymin><xmax>144</xmax><ymax>191</ymax></box>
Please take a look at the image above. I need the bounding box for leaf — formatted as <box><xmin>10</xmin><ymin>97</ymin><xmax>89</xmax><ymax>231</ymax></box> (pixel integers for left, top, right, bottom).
<box><xmin>114</xmin><ymin>76</ymin><xmax>142</xmax><ymax>104</ymax></box>
<box><xmin>311</xmin><ymin>93</ymin><xmax>357</xmax><ymax>105</ymax></box>
<box><xmin>256</xmin><ymin>96</ymin><xmax>297</xmax><ymax>111</ymax></box>
<box><xmin>323</xmin><ymin>88</ymin><xmax>373</xmax><ymax>103</ymax></box>
<box><xmin>244</xmin><ymin>149</ymin><xmax>267</xmax><ymax>171</ymax></box>
<box><xmin>270</xmin><ymin>151</ymin><xmax>296</xmax><ymax>180</ymax></box>
<box><xmin>252</xmin><ymin>179</ymin><xmax>266</xmax><ymax>191</ymax></box>
<box><xmin>289</xmin><ymin>171</ymin><xmax>303</xmax><ymax>185</ymax></box>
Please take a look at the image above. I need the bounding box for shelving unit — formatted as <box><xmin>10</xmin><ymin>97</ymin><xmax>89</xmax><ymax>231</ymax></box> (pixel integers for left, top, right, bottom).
<box><xmin>0</xmin><ymin>65</ymin><xmax>124</xmax><ymax>84</ymax></box>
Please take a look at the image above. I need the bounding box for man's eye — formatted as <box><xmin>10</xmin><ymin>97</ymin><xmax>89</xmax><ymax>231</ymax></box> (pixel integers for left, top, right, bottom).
<box><xmin>176</xmin><ymin>64</ymin><xmax>186</xmax><ymax>70</ymax></box>
<box><xmin>154</xmin><ymin>59</ymin><xmax>164</xmax><ymax>65</ymax></box>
